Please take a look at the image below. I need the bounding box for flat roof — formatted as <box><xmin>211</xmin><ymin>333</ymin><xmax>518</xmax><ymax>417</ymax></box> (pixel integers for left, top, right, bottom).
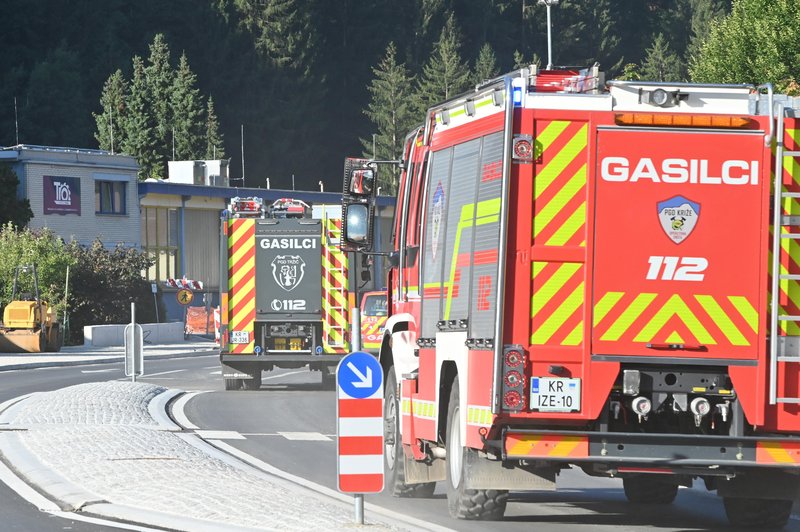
<box><xmin>137</xmin><ymin>181</ymin><xmax>396</xmax><ymax>207</ymax></box>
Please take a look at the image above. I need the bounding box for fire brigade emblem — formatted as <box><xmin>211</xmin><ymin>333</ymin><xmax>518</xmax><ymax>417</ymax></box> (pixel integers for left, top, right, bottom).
<box><xmin>271</xmin><ymin>255</ymin><xmax>305</xmax><ymax>291</ymax></box>
<box><xmin>431</xmin><ymin>182</ymin><xmax>445</xmax><ymax>260</ymax></box>
<box><xmin>657</xmin><ymin>195</ymin><xmax>700</xmax><ymax>244</ymax></box>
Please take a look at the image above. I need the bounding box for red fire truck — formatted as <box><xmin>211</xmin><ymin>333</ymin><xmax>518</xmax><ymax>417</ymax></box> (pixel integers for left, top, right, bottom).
<box><xmin>219</xmin><ymin>197</ymin><xmax>351</xmax><ymax>390</ymax></box>
<box><xmin>341</xmin><ymin>66</ymin><xmax>800</xmax><ymax>527</ymax></box>
<box><xmin>360</xmin><ymin>290</ymin><xmax>388</xmax><ymax>353</ymax></box>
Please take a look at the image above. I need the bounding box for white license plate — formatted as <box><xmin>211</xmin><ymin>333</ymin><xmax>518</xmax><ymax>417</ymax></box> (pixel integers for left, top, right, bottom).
<box><xmin>229</xmin><ymin>331</ymin><xmax>250</xmax><ymax>344</ymax></box>
<box><xmin>530</xmin><ymin>377</ymin><xmax>581</xmax><ymax>412</ymax></box>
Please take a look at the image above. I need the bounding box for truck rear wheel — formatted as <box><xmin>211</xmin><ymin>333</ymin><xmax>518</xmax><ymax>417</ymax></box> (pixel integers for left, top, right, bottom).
<box><xmin>622</xmin><ymin>475</ymin><xmax>678</xmax><ymax>504</ymax></box>
<box><xmin>446</xmin><ymin>378</ymin><xmax>507</xmax><ymax>520</ymax></box>
<box><xmin>723</xmin><ymin>497</ymin><xmax>792</xmax><ymax>529</ymax></box>
<box><xmin>242</xmin><ymin>370</ymin><xmax>262</xmax><ymax>390</ymax></box>
<box><xmin>384</xmin><ymin>367</ymin><xmax>435</xmax><ymax>497</ymax></box>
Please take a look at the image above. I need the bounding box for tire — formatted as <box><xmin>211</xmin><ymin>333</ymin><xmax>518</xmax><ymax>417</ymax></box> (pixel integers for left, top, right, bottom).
<box><xmin>223</xmin><ymin>377</ymin><xmax>242</xmax><ymax>391</ymax></box>
<box><xmin>623</xmin><ymin>475</ymin><xmax>679</xmax><ymax>504</ymax></box>
<box><xmin>723</xmin><ymin>497</ymin><xmax>793</xmax><ymax>529</ymax></box>
<box><xmin>446</xmin><ymin>378</ymin><xmax>507</xmax><ymax>520</ymax></box>
<box><xmin>241</xmin><ymin>369</ymin><xmax>262</xmax><ymax>390</ymax></box>
<box><xmin>384</xmin><ymin>367</ymin><xmax>436</xmax><ymax>497</ymax></box>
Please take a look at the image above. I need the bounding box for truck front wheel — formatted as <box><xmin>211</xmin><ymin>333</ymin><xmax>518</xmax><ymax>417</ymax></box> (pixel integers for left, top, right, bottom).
<box><xmin>384</xmin><ymin>367</ymin><xmax>435</xmax><ymax>497</ymax></box>
<box><xmin>445</xmin><ymin>378</ymin><xmax>507</xmax><ymax>520</ymax></box>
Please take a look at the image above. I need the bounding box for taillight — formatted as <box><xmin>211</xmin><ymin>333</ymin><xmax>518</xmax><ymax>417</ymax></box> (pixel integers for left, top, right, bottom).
<box><xmin>502</xmin><ymin>345</ymin><xmax>527</xmax><ymax>412</ymax></box>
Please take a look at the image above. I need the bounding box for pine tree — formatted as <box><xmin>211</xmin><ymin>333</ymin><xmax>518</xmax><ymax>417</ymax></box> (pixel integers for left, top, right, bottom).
<box><xmin>360</xmin><ymin>42</ymin><xmax>415</xmax><ymax>195</ymax></box>
<box><xmin>474</xmin><ymin>43</ymin><xmax>499</xmax><ymax>85</ymax></box>
<box><xmin>513</xmin><ymin>50</ymin><xmax>541</xmax><ymax>70</ymax></box>
<box><xmin>414</xmin><ymin>13</ymin><xmax>472</xmax><ymax>118</ymax></box>
<box><xmin>93</xmin><ymin>69</ymin><xmax>128</xmax><ymax>154</ymax></box>
<box><xmin>144</xmin><ymin>34</ymin><xmax>175</xmax><ymax>165</ymax></box>
<box><xmin>685</xmin><ymin>0</ymin><xmax>729</xmax><ymax>63</ymax></box>
<box><xmin>170</xmin><ymin>53</ymin><xmax>205</xmax><ymax>161</ymax></box>
<box><xmin>124</xmin><ymin>56</ymin><xmax>161</xmax><ymax>180</ymax></box>
<box><xmin>205</xmin><ymin>97</ymin><xmax>225</xmax><ymax>160</ymax></box>
<box><xmin>233</xmin><ymin>0</ymin><xmax>316</xmax><ymax>73</ymax></box>
<box><xmin>640</xmin><ymin>34</ymin><xmax>684</xmax><ymax>82</ymax></box>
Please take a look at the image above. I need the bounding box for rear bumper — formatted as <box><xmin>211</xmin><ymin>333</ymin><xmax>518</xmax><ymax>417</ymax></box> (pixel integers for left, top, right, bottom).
<box><xmin>500</xmin><ymin>428</ymin><xmax>800</xmax><ymax>470</ymax></box>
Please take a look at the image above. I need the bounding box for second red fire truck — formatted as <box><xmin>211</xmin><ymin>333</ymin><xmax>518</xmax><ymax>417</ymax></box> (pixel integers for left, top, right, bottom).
<box><xmin>342</xmin><ymin>65</ymin><xmax>800</xmax><ymax>527</ymax></box>
<box><xmin>219</xmin><ymin>197</ymin><xmax>351</xmax><ymax>389</ymax></box>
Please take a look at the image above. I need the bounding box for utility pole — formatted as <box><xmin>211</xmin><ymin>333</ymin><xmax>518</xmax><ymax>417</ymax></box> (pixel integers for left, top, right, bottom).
<box><xmin>241</xmin><ymin>124</ymin><xmax>245</xmax><ymax>187</ymax></box>
<box><xmin>14</xmin><ymin>97</ymin><xmax>19</xmax><ymax>145</ymax></box>
<box><xmin>538</xmin><ymin>0</ymin><xmax>559</xmax><ymax>70</ymax></box>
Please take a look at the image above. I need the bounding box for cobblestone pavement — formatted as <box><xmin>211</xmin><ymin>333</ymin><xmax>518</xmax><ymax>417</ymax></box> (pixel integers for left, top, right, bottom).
<box><xmin>0</xmin><ymin>381</ymin><xmax>411</xmax><ymax>531</ymax></box>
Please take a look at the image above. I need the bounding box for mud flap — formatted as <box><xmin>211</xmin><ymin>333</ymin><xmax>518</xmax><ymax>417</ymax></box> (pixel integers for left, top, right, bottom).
<box><xmin>403</xmin><ymin>454</ymin><xmax>446</xmax><ymax>484</ymax></box>
<box><xmin>462</xmin><ymin>450</ymin><xmax>557</xmax><ymax>491</ymax></box>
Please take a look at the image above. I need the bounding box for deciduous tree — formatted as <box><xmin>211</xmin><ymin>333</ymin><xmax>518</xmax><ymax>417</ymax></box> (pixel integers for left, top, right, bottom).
<box><xmin>690</xmin><ymin>0</ymin><xmax>800</xmax><ymax>94</ymax></box>
<box><xmin>0</xmin><ymin>166</ymin><xmax>33</xmax><ymax>228</ymax></box>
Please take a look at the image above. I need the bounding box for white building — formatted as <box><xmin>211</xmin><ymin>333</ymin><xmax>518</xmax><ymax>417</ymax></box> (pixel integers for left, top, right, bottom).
<box><xmin>0</xmin><ymin>145</ymin><xmax>140</xmax><ymax>247</ymax></box>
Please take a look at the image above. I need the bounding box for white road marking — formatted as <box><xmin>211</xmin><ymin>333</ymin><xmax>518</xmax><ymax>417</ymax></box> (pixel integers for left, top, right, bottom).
<box><xmin>194</xmin><ymin>430</ymin><xmax>245</xmax><ymax>440</ymax></box>
<box><xmin>202</xmin><ymin>366</ymin><xmax>218</xmax><ymax>370</ymax></box>
<box><xmin>144</xmin><ymin>369</ymin><xmax>185</xmax><ymax>377</ymax></box>
<box><xmin>81</xmin><ymin>369</ymin><xmax>116</xmax><ymax>373</ymax></box>
<box><xmin>262</xmin><ymin>370</ymin><xmax>307</xmax><ymax>380</ymax></box>
<box><xmin>171</xmin><ymin>391</ymin><xmax>206</xmax><ymax>429</ymax></box>
<box><xmin>209</xmin><ymin>370</ymin><xmax>221</xmax><ymax>375</ymax></box>
<box><xmin>276</xmin><ymin>432</ymin><xmax>331</xmax><ymax>441</ymax></box>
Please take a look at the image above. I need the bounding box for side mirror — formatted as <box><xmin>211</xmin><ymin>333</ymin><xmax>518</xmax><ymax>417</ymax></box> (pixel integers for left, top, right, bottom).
<box><xmin>341</xmin><ymin>158</ymin><xmax>377</xmax><ymax>252</ymax></box>
<box><xmin>344</xmin><ymin>204</ymin><xmax>370</xmax><ymax>244</ymax></box>
<box><xmin>349</xmin><ymin>168</ymin><xmax>375</xmax><ymax>196</ymax></box>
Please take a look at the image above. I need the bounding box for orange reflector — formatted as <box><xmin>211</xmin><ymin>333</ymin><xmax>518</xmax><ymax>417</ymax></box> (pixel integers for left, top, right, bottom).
<box><xmin>756</xmin><ymin>440</ymin><xmax>800</xmax><ymax>464</ymax></box>
<box><xmin>615</xmin><ymin>113</ymin><xmax>753</xmax><ymax>128</ymax></box>
<box><xmin>505</xmin><ymin>433</ymin><xmax>588</xmax><ymax>458</ymax></box>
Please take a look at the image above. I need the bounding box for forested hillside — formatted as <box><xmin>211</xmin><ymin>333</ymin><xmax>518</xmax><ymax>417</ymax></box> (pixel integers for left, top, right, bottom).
<box><xmin>6</xmin><ymin>0</ymin><xmax>793</xmax><ymax>192</ymax></box>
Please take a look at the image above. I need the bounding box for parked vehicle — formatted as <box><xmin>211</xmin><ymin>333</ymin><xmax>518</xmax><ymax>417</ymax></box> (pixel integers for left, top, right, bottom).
<box><xmin>341</xmin><ymin>64</ymin><xmax>800</xmax><ymax>528</ymax></box>
<box><xmin>218</xmin><ymin>197</ymin><xmax>352</xmax><ymax>390</ymax></box>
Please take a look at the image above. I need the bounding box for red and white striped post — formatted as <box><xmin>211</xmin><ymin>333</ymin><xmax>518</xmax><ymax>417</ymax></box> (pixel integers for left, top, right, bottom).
<box><xmin>336</xmin><ymin>351</ymin><xmax>384</xmax><ymax>524</ymax></box>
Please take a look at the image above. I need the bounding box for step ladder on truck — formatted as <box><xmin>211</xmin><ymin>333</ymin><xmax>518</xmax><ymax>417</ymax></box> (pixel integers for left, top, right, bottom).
<box><xmin>340</xmin><ymin>65</ymin><xmax>800</xmax><ymax>528</ymax></box>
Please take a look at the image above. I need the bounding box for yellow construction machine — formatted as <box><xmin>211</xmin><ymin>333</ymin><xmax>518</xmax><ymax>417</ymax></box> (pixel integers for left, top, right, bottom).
<box><xmin>0</xmin><ymin>264</ymin><xmax>62</xmax><ymax>353</ymax></box>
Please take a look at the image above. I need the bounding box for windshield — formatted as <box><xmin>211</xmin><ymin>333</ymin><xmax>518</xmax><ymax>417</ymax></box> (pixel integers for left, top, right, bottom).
<box><xmin>362</xmin><ymin>294</ymin><xmax>387</xmax><ymax>316</ymax></box>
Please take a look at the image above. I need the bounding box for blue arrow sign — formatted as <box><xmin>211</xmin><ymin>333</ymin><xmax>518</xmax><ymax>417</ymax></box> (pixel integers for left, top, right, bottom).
<box><xmin>337</xmin><ymin>351</ymin><xmax>383</xmax><ymax>399</ymax></box>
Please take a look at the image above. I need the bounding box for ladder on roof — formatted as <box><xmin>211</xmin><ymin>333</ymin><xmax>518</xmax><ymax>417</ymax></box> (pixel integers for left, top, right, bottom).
<box><xmin>322</xmin><ymin>214</ymin><xmax>348</xmax><ymax>351</ymax></box>
<box><xmin>770</xmin><ymin>101</ymin><xmax>800</xmax><ymax>404</ymax></box>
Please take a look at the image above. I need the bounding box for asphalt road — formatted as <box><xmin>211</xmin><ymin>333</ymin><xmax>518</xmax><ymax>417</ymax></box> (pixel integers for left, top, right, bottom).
<box><xmin>152</xmin><ymin>357</ymin><xmax>800</xmax><ymax>532</ymax></box>
<box><xmin>1</xmin><ymin>353</ymin><xmax>798</xmax><ymax>531</ymax></box>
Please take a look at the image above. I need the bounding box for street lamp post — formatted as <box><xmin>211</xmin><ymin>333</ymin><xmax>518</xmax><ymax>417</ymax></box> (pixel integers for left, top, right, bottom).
<box><xmin>538</xmin><ymin>0</ymin><xmax>559</xmax><ymax>70</ymax></box>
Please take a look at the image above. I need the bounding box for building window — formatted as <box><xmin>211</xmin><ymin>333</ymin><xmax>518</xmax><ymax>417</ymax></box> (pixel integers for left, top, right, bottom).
<box><xmin>141</xmin><ymin>207</ymin><xmax>179</xmax><ymax>281</ymax></box>
<box><xmin>95</xmin><ymin>181</ymin><xmax>127</xmax><ymax>214</ymax></box>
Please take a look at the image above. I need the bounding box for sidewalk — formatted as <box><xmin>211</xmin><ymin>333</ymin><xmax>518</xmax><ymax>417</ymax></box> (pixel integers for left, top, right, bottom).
<box><xmin>0</xmin><ymin>337</ymin><xmax>217</xmax><ymax>371</ymax></box>
<box><xmin>0</xmin><ymin>380</ymin><xmax>418</xmax><ymax>531</ymax></box>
